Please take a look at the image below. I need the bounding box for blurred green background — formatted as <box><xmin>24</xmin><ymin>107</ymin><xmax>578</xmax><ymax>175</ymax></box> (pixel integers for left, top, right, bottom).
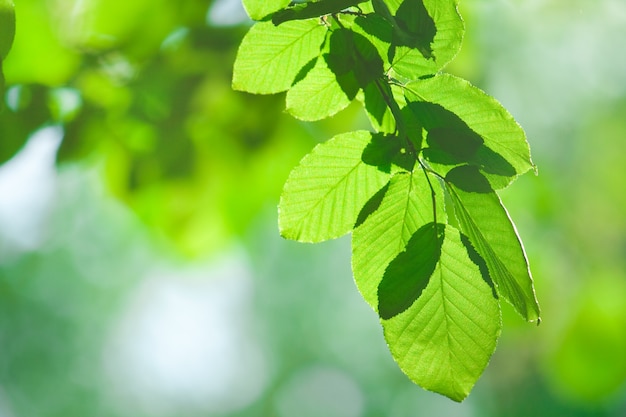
<box><xmin>0</xmin><ymin>0</ymin><xmax>625</xmax><ymax>415</ymax></box>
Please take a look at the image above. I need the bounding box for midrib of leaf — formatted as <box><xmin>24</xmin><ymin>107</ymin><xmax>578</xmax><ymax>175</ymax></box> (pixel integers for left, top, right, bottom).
<box><xmin>292</xmin><ymin>162</ymin><xmax>363</xmax><ymax>230</ymax></box>
<box><xmin>260</xmin><ymin>24</ymin><xmax>325</xmax><ymax>70</ymax></box>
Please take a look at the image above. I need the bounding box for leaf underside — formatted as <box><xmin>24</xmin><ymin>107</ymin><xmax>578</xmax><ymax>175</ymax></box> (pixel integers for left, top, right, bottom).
<box><xmin>279</xmin><ymin>131</ymin><xmax>390</xmax><ymax>243</ymax></box>
<box><xmin>383</xmin><ymin>225</ymin><xmax>502</xmax><ymax>402</ymax></box>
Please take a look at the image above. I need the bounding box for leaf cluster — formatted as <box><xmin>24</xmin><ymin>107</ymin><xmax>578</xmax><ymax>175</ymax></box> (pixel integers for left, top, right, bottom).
<box><xmin>233</xmin><ymin>0</ymin><xmax>540</xmax><ymax>401</ymax></box>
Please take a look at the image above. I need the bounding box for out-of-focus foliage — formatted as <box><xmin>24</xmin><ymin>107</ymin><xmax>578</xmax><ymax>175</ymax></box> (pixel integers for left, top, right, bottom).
<box><xmin>0</xmin><ymin>0</ymin><xmax>626</xmax><ymax>416</ymax></box>
<box><xmin>1</xmin><ymin>0</ymin><xmax>352</xmax><ymax>256</ymax></box>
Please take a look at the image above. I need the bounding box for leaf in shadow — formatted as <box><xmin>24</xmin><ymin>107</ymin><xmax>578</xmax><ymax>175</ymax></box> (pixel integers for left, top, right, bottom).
<box><xmin>378</xmin><ymin>222</ymin><xmax>444</xmax><ymax>320</ymax></box>
<box><xmin>272</xmin><ymin>0</ymin><xmax>366</xmax><ymax>25</ymax></box>
<box><xmin>407</xmin><ymin>101</ymin><xmax>516</xmax><ymax>177</ymax></box>
<box><xmin>460</xmin><ymin>233</ymin><xmax>497</xmax><ymax>299</ymax></box>
<box><xmin>325</xmin><ymin>29</ymin><xmax>384</xmax><ymax>98</ymax></box>
<box><xmin>291</xmin><ymin>57</ymin><xmax>318</xmax><ymax>86</ymax></box>
<box><xmin>391</xmin><ymin>0</ymin><xmax>436</xmax><ymax>61</ymax></box>
<box><xmin>445</xmin><ymin>165</ymin><xmax>492</xmax><ymax>193</ymax></box>
<box><xmin>354</xmin><ymin>181</ymin><xmax>390</xmax><ymax>228</ymax></box>
<box><xmin>361</xmin><ymin>133</ymin><xmax>415</xmax><ymax>173</ymax></box>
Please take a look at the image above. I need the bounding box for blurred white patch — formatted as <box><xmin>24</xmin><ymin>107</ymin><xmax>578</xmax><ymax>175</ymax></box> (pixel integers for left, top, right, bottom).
<box><xmin>103</xmin><ymin>249</ymin><xmax>268</xmax><ymax>415</ymax></box>
<box><xmin>207</xmin><ymin>0</ymin><xmax>250</xmax><ymax>27</ymax></box>
<box><xmin>0</xmin><ymin>126</ymin><xmax>62</xmax><ymax>257</ymax></box>
<box><xmin>275</xmin><ymin>366</ymin><xmax>365</xmax><ymax>417</ymax></box>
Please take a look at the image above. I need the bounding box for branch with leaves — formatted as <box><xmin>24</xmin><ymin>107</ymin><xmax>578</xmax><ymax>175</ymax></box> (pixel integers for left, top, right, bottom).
<box><xmin>233</xmin><ymin>0</ymin><xmax>540</xmax><ymax>401</ymax></box>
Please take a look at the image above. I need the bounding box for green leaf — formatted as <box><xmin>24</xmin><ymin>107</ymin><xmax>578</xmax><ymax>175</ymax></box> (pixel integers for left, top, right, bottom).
<box><xmin>378</xmin><ymin>222</ymin><xmax>444</xmax><ymax>319</ymax></box>
<box><xmin>446</xmin><ymin>165</ymin><xmax>540</xmax><ymax>322</ymax></box>
<box><xmin>352</xmin><ymin>14</ymin><xmax>393</xmax><ymax>70</ymax></box>
<box><xmin>232</xmin><ymin>19</ymin><xmax>327</xmax><ymax>94</ymax></box>
<box><xmin>0</xmin><ymin>0</ymin><xmax>15</xmax><ymax>60</ymax></box>
<box><xmin>352</xmin><ymin>169</ymin><xmax>444</xmax><ymax>309</ymax></box>
<box><xmin>405</xmin><ymin>74</ymin><xmax>534</xmax><ymax>188</ymax></box>
<box><xmin>389</xmin><ymin>0</ymin><xmax>464</xmax><ymax>79</ymax></box>
<box><xmin>272</xmin><ymin>0</ymin><xmax>367</xmax><ymax>25</ymax></box>
<box><xmin>242</xmin><ymin>0</ymin><xmax>291</xmax><ymax>21</ymax></box>
<box><xmin>279</xmin><ymin>131</ymin><xmax>391</xmax><ymax>242</ymax></box>
<box><xmin>285</xmin><ymin>52</ymin><xmax>356</xmax><ymax>121</ymax></box>
<box><xmin>382</xmin><ymin>225</ymin><xmax>501</xmax><ymax>401</ymax></box>
<box><xmin>361</xmin><ymin>81</ymin><xmax>396</xmax><ymax>133</ymax></box>
<box><xmin>286</xmin><ymin>29</ymin><xmax>383</xmax><ymax>121</ymax></box>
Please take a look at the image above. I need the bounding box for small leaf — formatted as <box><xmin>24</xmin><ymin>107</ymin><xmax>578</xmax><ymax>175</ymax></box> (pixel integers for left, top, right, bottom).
<box><xmin>286</xmin><ymin>29</ymin><xmax>384</xmax><ymax>121</ymax></box>
<box><xmin>382</xmin><ymin>225</ymin><xmax>502</xmax><ymax>402</ymax></box>
<box><xmin>378</xmin><ymin>222</ymin><xmax>444</xmax><ymax>319</ymax></box>
<box><xmin>272</xmin><ymin>0</ymin><xmax>367</xmax><ymax>25</ymax></box>
<box><xmin>0</xmin><ymin>0</ymin><xmax>15</xmax><ymax>60</ymax></box>
<box><xmin>390</xmin><ymin>0</ymin><xmax>464</xmax><ymax>79</ymax></box>
<box><xmin>393</xmin><ymin>0</ymin><xmax>436</xmax><ymax>59</ymax></box>
<box><xmin>286</xmin><ymin>53</ymin><xmax>357</xmax><ymax>121</ymax></box>
<box><xmin>405</xmin><ymin>74</ymin><xmax>534</xmax><ymax>188</ymax></box>
<box><xmin>232</xmin><ymin>20</ymin><xmax>327</xmax><ymax>94</ymax></box>
<box><xmin>279</xmin><ymin>131</ymin><xmax>391</xmax><ymax>242</ymax></box>
<box><xmin>242</xmin><ymin>0</ymin><xmax>291</xmax><ymax>21</ymax></box>
<box><xmin>446</xmin><ymin>166</ymin><xmax>540</xmax><ymax>322</ymax></box>
<box><xmin>352</xmin><ymin>169</ymin><xmax>444</xmax><ymax>309</ymax></box>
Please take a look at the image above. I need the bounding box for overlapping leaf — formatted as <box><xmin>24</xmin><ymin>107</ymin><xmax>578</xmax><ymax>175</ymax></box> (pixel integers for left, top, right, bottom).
<box><xmin>369</xmin><ymin>0</ymin><xmax>464</xmax><ymax>79</ymax></box>
<box><xmin>404</xmin><ymin>74</ymin><xmax>534</xmax><ymax>189</ymax></box>
<box><xmin>232</xmin><ymin>19</ymin><xmax>327</xmax><ymax>95</ymax></box>
<box><xmin>287</xmin><ymin>28</ymin><xmax>384</xmax><ymax>121</ymax></box>
<box><xmin>445</xmin><ymin>165</ymin><xmax>540</xmax><ymax>322</ymax></box>
<box><xmin>279</xmin><ymin>131</ymin><xmax>391</xmax><ymax>242</ymax></box>
<box><xmin>352</xmin><ymin>169</ymin><xmax>444</xmax><ymax>309</ymax></box>
<box><xmin>383</xmin><ymin>225</ymin><xmax>501</xmax><ymax>402</ymax></box>
<box><xmin>272</xmin><ymin>0</ymin><xmax>367</xmax><ymax>25</ymax></box>
<box><xmin>234</xmin><ymin>0</ymin><xmax>539</xmax><ymax>402</ymax></box>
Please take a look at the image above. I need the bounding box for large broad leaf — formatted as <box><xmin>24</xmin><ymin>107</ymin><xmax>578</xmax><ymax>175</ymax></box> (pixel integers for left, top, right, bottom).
<box><xmin>383</xmin><ymin>225</ymin><xmax>501</xmax><ymax>401</ymax></box>
<box><xmin>0</xmin><ymin>0</ymin><xmax>15</xmax><ymax>60</ymax></box>
<box><xmin>241</xmin><ymin>0</ymin><xmax>291</xmax><ymax>21</ymax></box>
<box><xmin>279</xmin><ymin>131</ymin><xmax>391</xmax><ymax>242</ymax></box>
<box><xmin>232</xmin><ymin>20</ymin><xmax>327</xmax><ymax>94</ymax></box>
<box><xmin>352</xmin><ymin>168</ymin><xmax>444</xmax><ymax>309</ymax></box>
<box><xmin>405</xmin><ymin>74</ymin><xmax>534</xmax><ymax>189</ymax></box>
<box><xmin>446</xmin><ymin>165</ymin><xmax>540</xmax><ymax>322</ymax></box>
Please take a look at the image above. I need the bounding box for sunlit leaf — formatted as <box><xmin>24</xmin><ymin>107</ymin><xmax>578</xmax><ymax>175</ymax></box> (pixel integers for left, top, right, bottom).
<box><xmin>279</xmin><ymin>131</ymin><xmax>391</xmax><ymax>242</ymax></box>
<box><xmin>232</xmin><ymin>19</ymin><xmax>327</xmax><ymax>94</ymax></box>
<box><xmin>389</xmin><ymin>0</ymin><xmax>464</xmax><ymax>79</ymax></box>
<box><xmin>242</xmin><ymin>0</ymin><xmax>291</xmax><ymax>21</ymax></box>
<box><xmin>405</xmin><ymin>74</ymin><xmax>534</xmax><ymax>189</ymax></box>
<box><xmin>352</xmin><ymin>169</ymin><xmax>444</xmax><ymax>309</ymax></box>
<box><xmin>446</xmin><ymin>166</ymin><xmax>540</xmax><ymax>322</ymax></box>
<box><xmin>286</xmin><ymin>28</ymin><xmax>383</xmax><ymax>121</ymax></box>
<box><xmin>378</xmin><ymin>222</ymin><xmax>444</xmax><ymax>319</ymax></box>
<box><xmin>383</xmin><ymin>225</ymin><xmax>501</xmax><ymax>401</ymax></box>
